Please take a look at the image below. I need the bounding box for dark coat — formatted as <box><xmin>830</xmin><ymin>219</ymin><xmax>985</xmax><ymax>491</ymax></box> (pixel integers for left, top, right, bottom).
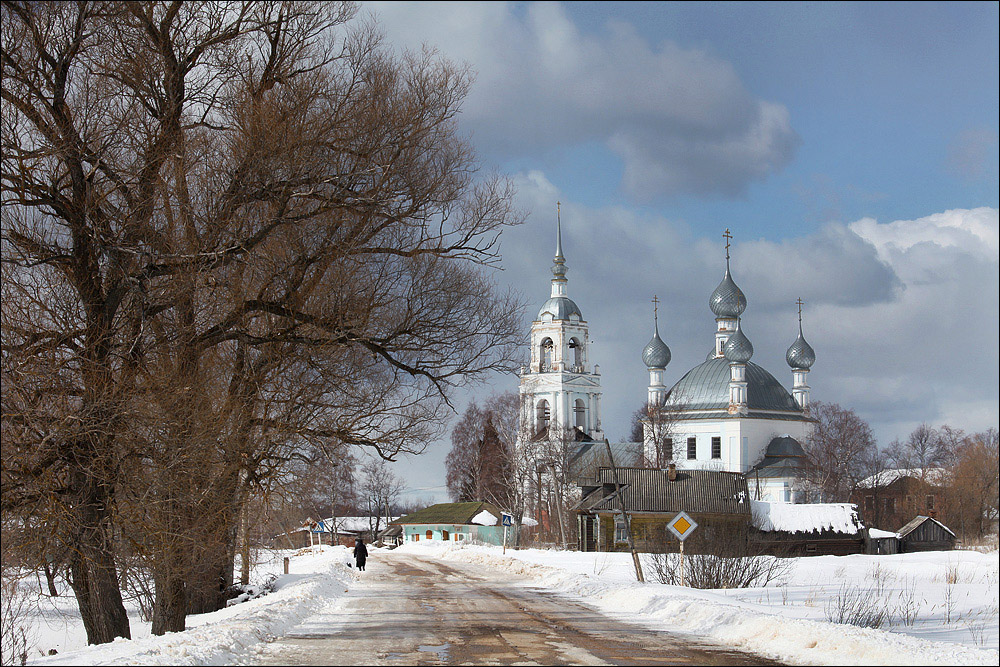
<box><xmin>353</xmin><ymin>541</ymin><xmax>368</xmax><ymax>565</ymax></box>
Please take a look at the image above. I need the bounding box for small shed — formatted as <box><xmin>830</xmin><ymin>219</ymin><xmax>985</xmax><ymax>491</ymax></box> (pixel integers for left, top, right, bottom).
<box><xmin>897</xmin><ymin>515</ymin><xmax>956</xmax><ymax>552</ymax></box>
<box><xmin>392</xmin><ymin>502</ymin><xmax>507</xmax><ymax>546</ymax></box>
<box><xmin>866</xmin><ymin>528</ymin><xmax>900</xmax><ymax>555</ymax></box>
<box><xmin>750</xmin><ymin>501</ymin><xmax>866</xmax><ymax>556</ymax></box>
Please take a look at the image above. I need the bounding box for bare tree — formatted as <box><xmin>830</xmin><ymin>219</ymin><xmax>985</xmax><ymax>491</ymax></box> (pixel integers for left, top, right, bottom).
<box><xmin>3</xmin><ymin>0</ymin><xmax>523</xmax><ymax>641</ymax></box>
<box><xmin>445</xmin><ymin>398</ymin><xmax>510</xmax><ymax>503</ymax></box>
<box><xmin>630</xmin><ymin>401</ymin><xmax>682</xmax><ymax>468</ymax></box>
<box><xmin>359</xmin><ymin>459</ymin><xmax>404</xmax><ymax>540</ymax></box>
<box><xmin>945</xmin><ymin>428</ymin><xmax>999</xmax><ymax>539</ymax></box>
<box><xmin>802</xmin><ymin>402</ymin><xmax>878</xmax><ymax>502</ymax></box>
<box><xmin>887</xmin><ymin>423</ymin><xmax>949</xmax><ymax>472</ymax></box>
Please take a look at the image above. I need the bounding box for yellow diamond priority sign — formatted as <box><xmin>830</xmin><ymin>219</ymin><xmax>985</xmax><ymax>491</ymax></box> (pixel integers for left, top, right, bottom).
<box><xmin>667</xmin><ymin>511</ymin><xmax>698</xmax><ymax>542</ymax></box>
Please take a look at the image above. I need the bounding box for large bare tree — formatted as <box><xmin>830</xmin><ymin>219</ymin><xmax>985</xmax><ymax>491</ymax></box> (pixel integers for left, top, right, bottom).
<box><xmin>2</xmin><ymin>0</ymin><xmax>522</xmax><ymax>641</ymax></box>
<box><xmin>801</xmin><ymin>401</ymin><xmax>878</xmax><ymax>502</ymax></box>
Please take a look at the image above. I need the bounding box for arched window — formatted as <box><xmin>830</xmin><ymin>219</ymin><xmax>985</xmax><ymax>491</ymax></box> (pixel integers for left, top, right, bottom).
<box><xmin>540</xmin><ymin>338</ymin><xmax>554</xmax><ymax>371</ymax></box>
<box><xmin>426</xmin><ymin>529</ymin><xmax>433</xmax><ymax>540</ymax></box>
<box><xmin>569</xmin><ymin>337</ymin><xmax>583</xmax><ymax>369</ymax></box>
<box><xmin>574</xmin><ymin>399</ymin><xmax>586</xmax><ymax>429</ymax></box>
<box><xmin>536</xmin><ymin>399</ymin><xmax>550</xmax><ymax>433</ymax></box>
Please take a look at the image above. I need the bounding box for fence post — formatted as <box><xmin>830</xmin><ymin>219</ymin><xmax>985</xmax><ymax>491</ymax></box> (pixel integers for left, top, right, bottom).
<box><xmin>283</xmin><ymin>557</ymin><xmax>289</xmax><ymax>574</ymax></box>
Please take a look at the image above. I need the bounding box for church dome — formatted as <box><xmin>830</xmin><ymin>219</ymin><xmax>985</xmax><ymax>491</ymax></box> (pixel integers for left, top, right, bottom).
<box><xmin>537</xmin><ymin>296</ymin><xmax>583</xmax><ymax>321</ymax></box>
<box><xmin>709</xmin><ymin>268</ymin><xmax>747</xmax><ymax>319</ymax></box>
<box><xmin>786</xmin><ymin>331</ymin><xmax>816</xmax><ymax>370</ymax></box>
<box><xmin>666</xmin><ymin>358</ymin><xmax>802</xmax><ymax>413</ymax></box>
<box><xmin>723</xmin><ymin>321</ymin><xmax>753</xmax><ymax>363</ymax></box>
<box><xmin>642</xmin><ymin>330</ymin><xmax>671</xmax><ymax>369</ymax></box>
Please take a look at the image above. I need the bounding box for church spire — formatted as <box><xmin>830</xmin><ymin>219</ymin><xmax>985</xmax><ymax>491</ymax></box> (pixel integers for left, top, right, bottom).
<box><xmin>550</xmin><ymin>202</ymin><xmax>568</xmax><ymax>296</ymax></box>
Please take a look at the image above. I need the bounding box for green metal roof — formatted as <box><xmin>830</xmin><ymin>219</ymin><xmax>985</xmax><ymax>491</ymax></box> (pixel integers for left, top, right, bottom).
<box><xmin>392</xmin><ymin>501</ymin><xmax>501</xmax><ymax>526</ymax></box>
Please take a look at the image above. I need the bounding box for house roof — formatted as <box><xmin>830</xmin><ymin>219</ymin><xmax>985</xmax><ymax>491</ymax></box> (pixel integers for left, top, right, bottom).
<box><xmin>581</xmin><ymin>467</ymin><xmax>751</xmax><ymax>516</ymax></box>
<box><xmin>392</xmin><ymin>502</ymin><xmax>502</xmax><ymax>526</ymax></box>
<box><xmin>856</xmin><ymin>468</ymin><xmax>947</xmax><ymax>489</ymax></box>
<box><xmin>751</xmin><ymin>500</ymin><xmax>864</xmax><ymax>535</ymax></box>
<box><xmin>898</xmin><ymin>515</ymin><xmax>956</xmax><ymax>539</ymax></box>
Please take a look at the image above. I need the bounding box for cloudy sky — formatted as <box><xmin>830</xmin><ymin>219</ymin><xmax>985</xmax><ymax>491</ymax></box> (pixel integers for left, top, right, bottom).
<box><xmin>361</xmin><ymin>2</ymin><xmax>999</xmax><ymax>503</ymax></box>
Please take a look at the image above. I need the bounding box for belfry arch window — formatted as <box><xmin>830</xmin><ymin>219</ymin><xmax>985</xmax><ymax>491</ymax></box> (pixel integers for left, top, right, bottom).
<box><xmin>536</xmin><ymin>399</ymin><xmax>550</xmax><ymax>433</ymax></box>
<box><xmin>574</xmin><ymin>399</ymin><xmax>586</xmax><ymax>429</ymax></box>
<box><xmin>540</xmin><ymin>338</ymin><xmax>554</xmax><ymax>371</ymax></box>
<box><xmin>569</xmin><ymin>337</ymin><xmax>583</xmax><ymax>369</ymax></box>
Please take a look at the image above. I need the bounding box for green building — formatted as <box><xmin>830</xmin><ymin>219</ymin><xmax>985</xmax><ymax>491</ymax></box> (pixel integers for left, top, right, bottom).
<box><xmin>393</xmin><ymin>501</ymin><xmax>508</xmax><ymax>546</ymax></box>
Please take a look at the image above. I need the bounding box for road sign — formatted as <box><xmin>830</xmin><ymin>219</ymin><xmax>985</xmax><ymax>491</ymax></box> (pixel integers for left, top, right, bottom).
<box><xmin>666</xmin><ymin>511</ymin><xmax>698</xmax><ymax>542</ymax></box>
<box><xmin>501</xmin><ymin>512</ymin><xmax>513</xmax><ymax>527</ymax></box>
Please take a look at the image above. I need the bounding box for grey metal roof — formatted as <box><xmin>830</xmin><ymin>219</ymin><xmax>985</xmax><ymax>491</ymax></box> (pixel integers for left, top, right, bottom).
<box><xmin>642</xmin><ymin>327</ymin><xmax>671</xmax><ymax>369</ymax></box>
<box><xmin>723</xmin><ymin>320</ymin><xmax>754</xmax><ymax>363</ymax></box>
<box><xmin>666</xmin><ymin>358</ymin><xmax>801</xmax><ymax>413</ymax></box>
<box><xmin>786</xmin><ymin>330</ymin><xmax>816</xmax><ymax>370</ymax></box>
<box><xmin>764</xmin><ymin>435</ymin><xmax>806</xmax><ymax>458</ymax></box>
<box><xmin>749</xmin><ymin>457</ymin><xmax>808</xmax><ymax>479</ymax></box>
<box><xmin>709</xmin><ymin>267</ymin><xmax>747</xmax><ymax>319</ymax></box>
<box><xmin>537</xmin><ymin>296</ymin><xmax>583</xmax><ymax>321</ymax></box>
<box><xmin>586</xmin><ymin>467</ymin><xmax>751</xmax><ymax>516</ymax></box>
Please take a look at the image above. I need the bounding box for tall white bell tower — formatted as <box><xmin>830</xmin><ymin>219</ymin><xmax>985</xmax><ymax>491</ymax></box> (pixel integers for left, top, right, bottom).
<box><xmin>518</xmin><ymin>205</ymin><xmax>604</xmax><ymax>443</ymax></box>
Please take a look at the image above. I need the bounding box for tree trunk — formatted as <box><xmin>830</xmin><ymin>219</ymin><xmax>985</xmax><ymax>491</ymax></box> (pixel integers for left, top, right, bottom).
<box><xmin>151</xmin><ymin>570</ymin><xmax>187</xmax><ymax>635</ymax></box>
<box><xmin>44</xmin><ymin>563</ymin><xmax>59</xmax><ymax>597</ymax></box>
<box><xmin>67</xmin><ymin>480</ymin><xmax>131</xmax><ymax>644</ymax></box>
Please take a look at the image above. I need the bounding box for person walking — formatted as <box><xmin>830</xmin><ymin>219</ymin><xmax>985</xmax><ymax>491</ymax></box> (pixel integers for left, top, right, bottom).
<box><xmin>353</xmin><ymin>537</ymin><xmax>368</xmax><ymax>571</ymax></box>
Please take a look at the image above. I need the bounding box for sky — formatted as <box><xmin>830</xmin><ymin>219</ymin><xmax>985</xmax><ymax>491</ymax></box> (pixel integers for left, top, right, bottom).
<box><xmin>360</xmin><ymin>1</ymin><xmax>1000</xmax><ymax>504</ymax></box>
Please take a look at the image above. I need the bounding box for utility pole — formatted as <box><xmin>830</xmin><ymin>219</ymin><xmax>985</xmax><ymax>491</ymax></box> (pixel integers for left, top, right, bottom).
<box><xmin>604</xmin><ymin>439</ymin><xmax>644</xmax><ymax>582</ymax></box>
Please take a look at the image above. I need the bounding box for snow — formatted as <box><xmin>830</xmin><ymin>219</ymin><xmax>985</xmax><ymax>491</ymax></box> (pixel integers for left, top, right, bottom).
<box><xmin>395</xmin><ymin>541</ymin><xmax>999</xmax><ymax>666</ymax></box>
<box><xmin>12</xmin><ymin>540</ymin><xmax>997</xmax><ymax>666</ymax></box>
<box><xmin>20</xmin><ymin>545</ymin><xmax>363</xmax><ymax>666</ymax></box>
<box><xmin>751</xmin><ymin>500</ymin><xmax>862</xmax><ymax>534</ymax></box>
<box><xmin>856</xmin><ymin>468</ymin><xmax>948</xmax><ymax>488</ymax></box>
<box><xmin>471</xmin><ymin>509</ymin><xmax>498</xmax><ymax>526</ymax></box>
<box><xmin>869</xmin><ymin>528</ymin><xmax>900</xmax><ymax>539</ymax></box>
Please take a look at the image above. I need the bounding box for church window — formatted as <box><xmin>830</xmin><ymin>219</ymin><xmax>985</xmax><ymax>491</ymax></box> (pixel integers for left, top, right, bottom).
<box><xmin>574</xmin><ymin>399</ymin><xmax>586</xmax><ymax>429</ymax></box>
<box><xmin>540</xmin><ymin>338</ymin><xmax>554</xmax><ymax>371</ymax></box>
<box><xmin>711</xmin><ymin>437</ymin><xmax>721</xmax><ymax>459</ymax></box>
<box><xmin>536</xmin><ymin>399</ymin><xmax>550</xmax><ymax>433</ymax></box>
<box><xmin>569</xmin><ymin>337</ymin><xmax>583</xmax><ymax>369</ymax></box>
<box><xmin>687</xmin><ymin>437</ymin><xmax>697</xmax><ymax>460</ymax></box>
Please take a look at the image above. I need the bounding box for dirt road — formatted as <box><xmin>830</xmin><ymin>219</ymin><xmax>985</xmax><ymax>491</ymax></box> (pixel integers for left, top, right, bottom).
<box><xmin>257</xmin><ymin>551</ymin><xmax>780</xmax><ymax>666</ymax></box>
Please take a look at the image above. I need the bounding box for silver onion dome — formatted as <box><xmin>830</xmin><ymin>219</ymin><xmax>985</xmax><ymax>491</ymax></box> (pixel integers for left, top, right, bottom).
<box><xmin>786</xmin><ymin>330</ymin><xmax>816</xmax><ymax>370</ymax></box>
<box><xmin>724</xmin><ymin>320</ymin><xmax>754</xmax><ymax>363</ymax></box>
<box><xmin>709</xmin><ymin>267</ymin><xmax>747</xmax><ymax>319</ymax></box>
<box><xmin>642</xmin><ymin>326</ymin><xmax>671</xmax><ymax>369</ymax></box>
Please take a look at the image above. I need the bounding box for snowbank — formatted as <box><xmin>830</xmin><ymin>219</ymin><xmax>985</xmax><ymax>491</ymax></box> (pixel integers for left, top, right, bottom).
<box><xmin>751</xmin><ymin>500</ymin><xmax>862</xmax><ymax>534</ymax></box>
<box><xmin>27</xmin><ymin>545</ymin><xmax>360</xmax><ymax>666</ymax></box>
<box><xmin>397</xmin><ymin>541</ymin><xmax>998</xmax><ymax>666</ymax></box>
<box><xmin>471</xmin><ymin>509</ymin><xmax>498</xmax><ymax>526</ymax></box>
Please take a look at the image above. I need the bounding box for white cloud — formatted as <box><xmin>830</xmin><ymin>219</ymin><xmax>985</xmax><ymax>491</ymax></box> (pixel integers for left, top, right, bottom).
<box><xmin>365</xmin><ymin>1</ymin><xmax>798</xmax><ymax>198</ymax></box>
<box><xmin>498</xmin><ymin>180</ymin><xmax>999</xmax><ymax>446</ymax></box>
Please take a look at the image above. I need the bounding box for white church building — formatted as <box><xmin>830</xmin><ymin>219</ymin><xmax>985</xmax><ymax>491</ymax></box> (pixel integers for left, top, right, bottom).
<box><xmin>519</xmin><ymin>215</ymin><xmax>818</xmax><ymax>504</ymax></box>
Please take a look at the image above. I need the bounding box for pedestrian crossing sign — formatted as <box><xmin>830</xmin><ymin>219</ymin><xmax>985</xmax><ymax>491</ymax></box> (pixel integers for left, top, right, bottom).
<box><xmin>666</xmin><ymin>511</ymin><xmax>698</xmax><ymax>541</ymax></box>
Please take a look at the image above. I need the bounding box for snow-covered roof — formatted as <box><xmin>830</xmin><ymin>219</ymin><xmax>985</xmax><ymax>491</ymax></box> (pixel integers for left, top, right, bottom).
<box><xmin>521</xmin><ymin>516</ymin><xmax>539</xmax><ymax>527</ymax></box>
<box><xmin>303</xmin><ymin>516</ymin><xmax>398</xmax><ymax>533</ymax></box>
<box><xmin>750</xmin><ymin>500</ymin><xmax>864</xmax><ymax>535</ymax></box>
<box><xmin>868</xmin><ymin>528</ymin><xmax>899</xmax><ymax>539</ymax></box>
<box><xmin>471</xmin><ymin>509</ymin><xmax>498</xmax><ymax>526</ymax></box>
<box><xmin>856</xmin><ymin>468</ymin><xmax>947</xmax><ymax>488</ymax></box>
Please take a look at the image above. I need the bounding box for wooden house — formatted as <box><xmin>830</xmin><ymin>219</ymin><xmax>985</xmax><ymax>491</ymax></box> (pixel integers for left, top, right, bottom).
<box><xmin>866</xmin><ymin>528</ymin><xmax>900</xmax><ymax>555</ymax></box>
<box><xmin>897</xmin><ymin>515</ymin><xmax>956</xmax><ymax>552</ymax></box>
<box><xmin>392</xmin><ymin>502</ymin><xmax>508</xmax><ymax>546</ymax></box>
<box><xmin>750</xmin><ymin>500</ymin><xmax>866</xmax><ymax>556</ymax></box>
<box><xmin>576</xmin><ymin>465</ymin><xmax>752</xmax><ymax>553</ymax></box>
<box><xmin>851</xmin><ymin>468</ymin><xmax>947</xmax><ymax>531</ymax></box>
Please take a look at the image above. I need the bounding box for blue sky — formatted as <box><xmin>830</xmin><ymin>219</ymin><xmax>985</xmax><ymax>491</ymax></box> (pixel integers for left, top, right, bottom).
<box><xmin>364</xmin><ymin>1</ymin><xmax>999</xmax><ymax>503</ymax></box>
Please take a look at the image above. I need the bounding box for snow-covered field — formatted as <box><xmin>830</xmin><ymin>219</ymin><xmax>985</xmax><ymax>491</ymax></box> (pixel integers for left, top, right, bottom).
<box><xmin>16</xmin><ymin>546</ymin><xmax>360</xmax><ymax>666</ymax></box>
<box><xmin>402</xmin><ymin>541</ymin><xmax>999</xmax><ymax>666</ymax></box>
<box><xmin>7</xmin><ymin>542</ymin><xmax>998</xmax><ymax>665</ymax></box>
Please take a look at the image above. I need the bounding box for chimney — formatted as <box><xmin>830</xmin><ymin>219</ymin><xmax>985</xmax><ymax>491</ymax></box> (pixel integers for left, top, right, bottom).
<box><xmin>667</xmin><ymin>463</ymin><xmax>677</xmax><ymax>482</ymax></box>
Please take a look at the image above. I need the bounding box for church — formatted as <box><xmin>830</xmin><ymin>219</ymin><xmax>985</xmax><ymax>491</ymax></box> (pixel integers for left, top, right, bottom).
<box><xmin>518</xmin><ymin>211</ymin><xmax>817</xmax><ymax>504</ymax></box>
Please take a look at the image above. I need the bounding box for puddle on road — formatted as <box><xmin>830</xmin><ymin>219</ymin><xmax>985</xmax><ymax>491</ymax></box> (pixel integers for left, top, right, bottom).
<box><xmin>385</xmin><ymin>643</ymin><xmax>450</xmax><ymax>663</ymax></box>
<box><xmin>418</xmin><ymin>643</ymin><xmax>450</xmax><ymax>662</ymax></box>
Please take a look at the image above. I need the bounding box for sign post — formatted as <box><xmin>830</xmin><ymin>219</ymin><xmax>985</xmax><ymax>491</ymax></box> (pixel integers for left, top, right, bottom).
<box><xmin>501</xmin><ymin>512</ymin><xmax>513</xmax><ymax>554</ymax></box>
<box><xmin>666</xmin><ymin>511</ymin><xmax>698</xmax><ymax>587</ymax></box>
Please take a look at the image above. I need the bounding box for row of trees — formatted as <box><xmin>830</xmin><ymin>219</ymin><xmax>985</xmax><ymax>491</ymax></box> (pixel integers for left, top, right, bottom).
<box><xmin>2</xmin><ymin>0</ymin><xmax>523</xmax><ymax>644</ymax></box>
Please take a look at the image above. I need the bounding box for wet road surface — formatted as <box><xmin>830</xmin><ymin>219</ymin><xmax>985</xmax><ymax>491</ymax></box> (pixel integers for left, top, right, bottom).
<box><xmin>257</xmin><ymin>552</ymin><xmax>781</xmax><ymax>666</ymax></box>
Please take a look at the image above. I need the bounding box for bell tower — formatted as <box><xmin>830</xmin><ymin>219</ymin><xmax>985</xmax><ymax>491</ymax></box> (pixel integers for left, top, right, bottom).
<box><xmin>518</xmin><ymin>204</ymin><xmax>604</xmax><ymax>444</ymax></box>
